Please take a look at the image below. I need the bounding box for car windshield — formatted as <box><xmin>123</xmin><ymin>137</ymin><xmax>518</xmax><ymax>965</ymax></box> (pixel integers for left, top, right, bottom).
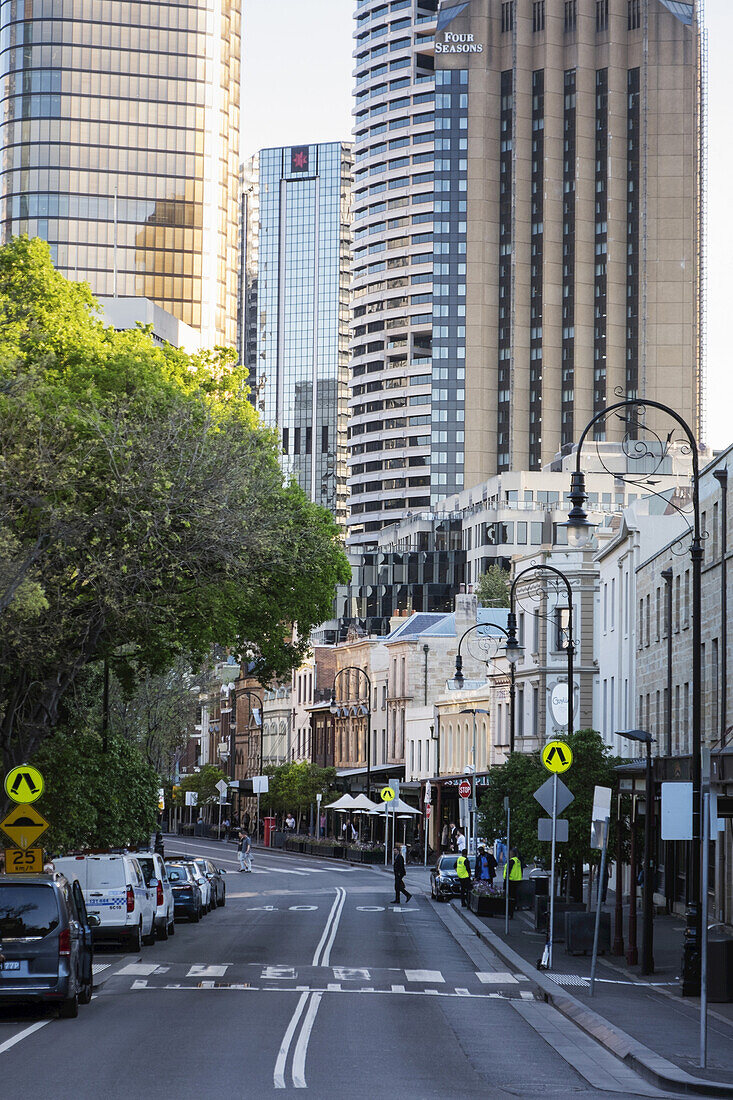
<box><xmin>194</xmin><ymin>861</ymin><xmax>207</xmax><ymax>874</ymax></box>
<box><xmin>0</xmin><ymin>884</ymin><xmax>60</xmax><ymax>939</ymax></box>
<box><xmin>438</xmin><ymin>856</ymin><xmax>458</xmax><ymax>871</ymax></box>
<box><xmin>166</xmin><ymin>865</ymin><xmax>190</xmax><ymax>883</ymax></box>
<box><xmin>137</xmin><ymin>858</ymin><xmax>155</xmax><ymax>886</ymax></box>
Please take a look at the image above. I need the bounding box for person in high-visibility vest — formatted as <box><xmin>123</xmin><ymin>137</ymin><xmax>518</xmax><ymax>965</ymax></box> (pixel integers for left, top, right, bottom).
<box><xmin>456</xmin><ymin>849</ymin><xmax>472</xmax><ymax>908</ymax></box>
<box><xmin>503</xmin><ymin>848</ymin><xmax>522</xmax><ymax>918</ymax></box>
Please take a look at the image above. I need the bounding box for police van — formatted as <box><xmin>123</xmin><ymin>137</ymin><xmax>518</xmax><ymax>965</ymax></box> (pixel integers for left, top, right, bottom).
<box><xmin>54</xmin><ymin>854</ymin><xmax>156</xmax><ymax>950</ymax></box>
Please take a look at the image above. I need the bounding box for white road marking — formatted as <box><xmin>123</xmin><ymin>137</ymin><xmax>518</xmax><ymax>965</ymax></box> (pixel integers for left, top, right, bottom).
<box><xmin>476</xmin><ymin>971</ymin><xmax>519</xmax><ymax>984</ymax></box>
<box><xmin>0</xmin><ymin>1020</ymin><xmax>51</xmax><ymax>1055</ymax></box>
<box><xmin>187</xmin><ymin>965</ymin><xmax>229</xmax><ymax>978</ymax></box>
<box><xmin>92</xmin><ymin>963</ymin><xmax>112</xmax><ymax>975</ymax></box>
<box><xmin>291</xmin><ymin>992</ymin><xmax>322</xmax><ymax>1089</ymax></box>
<box><xmin>274</xmin><ymin>991</ymin><xmax>310</xmax><ymax>1089</ymax></box>
<box><xmin>391</xmin><ymin>984</ymin><xmax>406</xmax><ymax>993</ymax></box>
<box><xmin>404</xmin><ymin>969</ymin><xmax>444</xmax><ymax>983</ymax></box>
<box><xmin>356</xmin><ymin>905</ymin><xmax>384</xmax><ymax>912</ymax></box>
<box><xmin>116</xmin><ymin>963</ymin><xmax>159</xmax><ymax>976</ymax></box>
<box><xmin>262</xmin><ymin>966</ymin><xmax>296</xmax><ymax>979</ymax></box>
<box><xmin>311</xmin><ymin>888</ymin><xmax>345</xmax><ymax>967</ymax></box>
<box><xmin>319</xmin><ymin>888</ymin><xmax>346</xmax><ymax>967</ymax></box>
<box><xmin>289</xmin><ymin>905</ymin><xmax>318</xmax><ymax>911</ymax></box>
<box><xmin>332</xmin><ymin>967</ymin><xmax>371</xmax><ymax>981</ymax></box>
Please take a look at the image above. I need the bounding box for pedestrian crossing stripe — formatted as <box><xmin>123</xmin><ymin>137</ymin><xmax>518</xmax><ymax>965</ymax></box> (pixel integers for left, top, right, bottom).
<box><xmin>113</xmin><ymin>962</ymin><xmax>528</xmax><ymax>988</ymax></box>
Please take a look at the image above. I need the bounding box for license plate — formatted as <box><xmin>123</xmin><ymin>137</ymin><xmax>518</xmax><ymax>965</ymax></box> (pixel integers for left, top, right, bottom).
<box><xmin>1</xmin><ymin>961</ymin><xmax>21</xmax><ymax>971</ymax></box>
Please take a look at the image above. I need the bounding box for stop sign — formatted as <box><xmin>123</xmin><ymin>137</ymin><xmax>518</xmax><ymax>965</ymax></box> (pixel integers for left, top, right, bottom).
<box><xmin>458</xmin><ymin>779</ymin><xmax>472</xmax><ymax>799</ymax></box>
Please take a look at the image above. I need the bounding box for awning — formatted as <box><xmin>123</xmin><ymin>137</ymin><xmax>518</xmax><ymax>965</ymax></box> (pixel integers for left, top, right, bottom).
<box><xmin>336</xmin><ymin>763</ymin><xmax>403</xmax><ymax>779</ymax></box>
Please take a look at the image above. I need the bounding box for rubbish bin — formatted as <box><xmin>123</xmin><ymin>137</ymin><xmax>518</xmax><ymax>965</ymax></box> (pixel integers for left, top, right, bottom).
<box><xmin>708</xmin><ymin>937</ymin><xmax>733</xmax><ymax>1003</ymax></box>
<box><xmin>263</xmin><ymin>816</ymin><xmax>277</xmax><ymax>847</ymax></box>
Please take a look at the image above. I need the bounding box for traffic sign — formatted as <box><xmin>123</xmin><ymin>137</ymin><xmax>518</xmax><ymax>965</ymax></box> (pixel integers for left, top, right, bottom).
<box><xmin>542</xmin><ymin>740</ymin><xmax>573</xmax><ymax>774</ymax></box>
<box><xmin>380</xmin><ymin>786</ymin><xmax>396</xmax><ymax>802</ymax></box>
<box><xmin>4</xmin><ymin>765</ymin><xmax>44</xmax><ymax>804</ymax></box>
<box><xmin>458</xmin><ymin>779</ymin><xmax>472</xmax><ymax>799</ymax></box>
<box><xmin>425</xmin><ymin>804</ymin><xmax>432</xmax><ymax>817</ymax></box>
<box><xmin>4</xmin><ymin>847</ymin><xmax>44</xmax><ymax>874</ymax></box>
<box><xmin>533</xmin><ymin>776</ymin><xmax>574</xmax><ymax>816</ymax></box>
<box><xmin>1</xmin><ymin>804</ymin><xmax>49</xmax><ymax>850</ymax></box>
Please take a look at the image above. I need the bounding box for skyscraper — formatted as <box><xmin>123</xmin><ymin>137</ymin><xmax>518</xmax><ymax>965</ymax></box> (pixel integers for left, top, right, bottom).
<box><xmin>348</xmin><ymin>0</ymin><xmax>702</xmax><ymax>545</ymax></box>
<box><xmin>0</xmin><ymin>0</ymin><xmax>241</xmax><ymax>348</ymax></box>
<box><xmin>249</xmin><ymin>143</ymin><xmax>352</xmax><ymax>526</ymax></box>
<box><xmin>349</xmin><ymin>0</ymin><xmax>439</xmax><ymax>549</ymax></box>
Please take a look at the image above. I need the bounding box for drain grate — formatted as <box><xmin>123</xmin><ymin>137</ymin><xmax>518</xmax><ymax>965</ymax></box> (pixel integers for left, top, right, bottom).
<box><xmin>547</xmin><ymin>973</ymin><xmax>590</xmax><ymax>987</ymax></box>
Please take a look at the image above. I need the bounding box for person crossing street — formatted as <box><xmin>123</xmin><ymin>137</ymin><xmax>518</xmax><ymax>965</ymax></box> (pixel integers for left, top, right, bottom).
<box><xmin>237</xmin><ymin>829</ymin><xmax>252</xmax><ymax>872</ymax></box>
<box><xmin>390</xmin><ymin>845</ymin><xmax>412</xmax><ymax>904</ymax></box>
<box><xmin>456</xmin><ymin>848</ymin><xmax>471</xmax><ymax>908</ymax></box>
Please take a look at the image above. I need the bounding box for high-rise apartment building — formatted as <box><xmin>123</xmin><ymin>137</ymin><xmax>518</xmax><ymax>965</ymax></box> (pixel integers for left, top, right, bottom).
<box><xmin>0</xmin><ymin>0</ymin><xmax>241</xmax><ymax>348</ymax></box>
<box><xmin>349</xmin><ymin>0</ymin><xmax>439</xmax><ymax>549</ymax></box>
<box><xmin>248</xmin><ymin>143</ymin><xmax>352</xmax><ymax>526</ymax></box>
<box><xmin>348</xmin><ymin>0</ymin><xmax>702</xmax><ymax>546</ymax></box>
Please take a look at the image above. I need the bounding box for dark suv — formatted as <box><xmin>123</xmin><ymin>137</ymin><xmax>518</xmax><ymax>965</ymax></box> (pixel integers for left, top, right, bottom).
<box><xmin>0</xmin><ymin>873</ymin><xmax>97</xmax><ymax>1017</ymax></box>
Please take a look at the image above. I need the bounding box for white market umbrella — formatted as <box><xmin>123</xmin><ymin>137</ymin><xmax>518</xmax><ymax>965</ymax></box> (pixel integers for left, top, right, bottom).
<box><xmin>351</xmin><ymin>793</ymin><xmax>379</xmax><ymax>812</ymax></box>
<box><xmin>328</xmin><ymin>794</ymin><xmax>356</xmax><ymax>811</ymax></box>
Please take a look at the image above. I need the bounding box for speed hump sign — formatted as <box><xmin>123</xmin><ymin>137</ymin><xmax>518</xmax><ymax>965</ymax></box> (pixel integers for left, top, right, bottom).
<box><xmin>380</xmin><ymin>786</ymin><xmax>396</xmax><ymax>802</ymax></box>
<box><xmin>542</xmin><ymin>740</ymin><xmax>573</xmax><ymax>774</ymax></box>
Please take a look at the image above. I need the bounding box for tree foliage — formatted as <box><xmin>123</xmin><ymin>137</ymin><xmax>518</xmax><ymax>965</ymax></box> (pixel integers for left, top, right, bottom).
<box><xmin>0</xmin><ymin>237</ymin><xmax>350</xmax><ymax>769</ymax></box>
<box><xmin>474</xmin><ymin>564</ymin><xmax>510</xmax><ymax>608</ymax></box>
<box><xmin>31</xmin><ymin>730</ymin><xmax>159</xmax><ymax>855</ymax></box>
<box><xmin>262</xmin><ymin>762</ymin><xmax>337</xmax><ymax>825</ymax></box>
<box><xmin>478</xmin><ymin>730</ymin><xmax>620</xmax><ymax>872</ymax></box>
<box><xmin>179</xmin><ymin>764</ymin><xmax>229</xmax><ymax>810</ymax></box>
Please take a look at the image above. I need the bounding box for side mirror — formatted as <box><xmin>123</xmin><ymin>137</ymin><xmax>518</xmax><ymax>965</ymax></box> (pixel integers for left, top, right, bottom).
<box><xmin>219</xmin><ymin>868</ymin><xmax>227</xmax><ymax>875</ymax></box>
<box><xmin>88</xmin><ymin>914</ymin><xmax>101</xmax><ymax>927</ymax></box>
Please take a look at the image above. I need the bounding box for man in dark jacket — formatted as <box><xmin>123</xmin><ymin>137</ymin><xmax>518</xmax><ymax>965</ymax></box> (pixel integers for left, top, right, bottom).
<box><xmin>474</xmin><ymin>845</ymin><xmax>497</xmax><ymax>883</ymax></box>
<box><xmin>390</xmin><ymin>846</ymin><xmax>412</xmax><ymax>904</ymax></box>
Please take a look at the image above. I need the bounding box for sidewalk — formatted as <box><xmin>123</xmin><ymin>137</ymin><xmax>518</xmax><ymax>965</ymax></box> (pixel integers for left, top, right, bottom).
<box><xmin>440</xmin><ymin>875</ymin><xmax>733</xmax><ymax>1097</ymax></box>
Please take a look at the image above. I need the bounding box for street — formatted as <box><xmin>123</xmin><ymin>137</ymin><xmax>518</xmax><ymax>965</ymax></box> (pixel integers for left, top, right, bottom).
<box><xmin>0</xmin><ymin>840</ymin><xmax>678</xmax><ymax>1098</ymax></box>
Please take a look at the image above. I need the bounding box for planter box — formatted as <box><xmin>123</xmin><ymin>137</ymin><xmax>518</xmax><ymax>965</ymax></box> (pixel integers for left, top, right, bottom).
<box><xmin>361</xmin><ymin>850</ymin><xmax>384</xmax><ymax>864</ymax></box>
<box><xmin>565</xmin><ymin>911</ymin><xmax>611</xmax><ymax>956</ymax></box>
<box><xmin>332</xmin><ymin>845</ymin><xmax>347</xmax><ymax>859</ymax></box>
<box><xmin>470</xmin><ymin>893</ymin><xmax>508</xmax><ymax>917</ymax></box>
<box><xmin>535</xmin><ymin>897</ymin><xmax>585</xmax><ymax>940</ymax></box>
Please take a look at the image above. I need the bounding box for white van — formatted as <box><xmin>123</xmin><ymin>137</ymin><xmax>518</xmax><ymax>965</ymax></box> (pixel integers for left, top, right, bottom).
<box><xmin>135</xmin><ymin>852</ymin><xmax>175</xmax><ymax>940</ymax></box>
<box><xmin>54</xmin><ymin>854</ymin><xmax>155</xmax><ymax>950</ymax></box>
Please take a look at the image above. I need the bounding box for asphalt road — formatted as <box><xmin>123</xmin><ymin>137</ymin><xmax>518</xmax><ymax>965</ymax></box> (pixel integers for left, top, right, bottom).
<box><xmin>0</xmin><ymin>838</ymin><xmax>676</xmax><ymax>1099</ymax></box>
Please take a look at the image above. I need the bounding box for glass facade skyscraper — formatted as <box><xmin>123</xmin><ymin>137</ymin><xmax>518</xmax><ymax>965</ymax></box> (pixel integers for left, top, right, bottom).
<box><xmin>250</xmin><ymin>143</ymin><xmax>352</xmax><ymax>527</ymax></box>
<box><xmin>0</xmin><ymin>0</ymin><xmax>240</xmax><ymax>348</ymax></box>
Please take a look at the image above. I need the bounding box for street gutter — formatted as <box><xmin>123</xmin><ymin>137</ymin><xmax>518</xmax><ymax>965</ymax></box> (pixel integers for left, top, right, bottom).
<box><xmin>450</xmin><ymin>903</ymin><xmax>733</xmax><ymax>1099</ymax></box>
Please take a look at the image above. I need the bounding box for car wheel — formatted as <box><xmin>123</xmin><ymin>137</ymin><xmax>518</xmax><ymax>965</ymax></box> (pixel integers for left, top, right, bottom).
<box><xmin>128</xmin><ymin>921</ymin><xmax>142</xmax><ymax>952</ymax></box>
<box><xmin>191</xmin><ymin>907</ymin><xmax>200</xmax><ymax>923</ymax></box>
<box><xmin>219</xmin><ymin>890</ymin><xmax>225</xmax><ymax>908</ymax></box>
<box><xmin>168</xmin><ymin>918</ymin><xmax>176</xmax><ymax>936</ymax></box>
<box><xmin>79</xmin><ymin>979</ymin><xmax>93</xmax><ymax>1006</ymax></box>
<box><xmin>143</xmin><ymin>924</ymin><xmax>156</xmax><ymax>947</ymax></box>
<box><xmin>157</xmin><ymin>918</ymin><xmax>169</xmax><ymax>941</ymax></box>
<box><xmin>59</xmin><ymin>992</ymin><xmax>79</xmax><ymax>1018</ymax></box>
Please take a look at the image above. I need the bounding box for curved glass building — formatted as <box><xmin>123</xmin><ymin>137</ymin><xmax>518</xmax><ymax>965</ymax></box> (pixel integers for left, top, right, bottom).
<box><xmin>0</xmin><ymin>0</ymin><xmax>240</xmax><ymax>348</ymax></box>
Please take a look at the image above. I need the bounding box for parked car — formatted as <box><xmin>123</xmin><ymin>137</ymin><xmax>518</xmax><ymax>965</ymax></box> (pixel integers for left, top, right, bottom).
<box><xmin>165</xmin><ymin>863</ymin><xmax>202</xmax><ymax>922</ymax></box>
<box><xmin>55</xmin><ymin>854</ymin><xmax>156</xmax><ymax>949</ymax></box>
<box><xmin>168</xmin><ymin>860</ymin><xmax>212</xmax><ymax>914</ymax></box>
<box><xmin>430</xmin><ymin>854</ymin><xmax>461</xmax><ymax>901</ymax></box>
<box><xmin>0</xmin><ymin>872</ymin><xmax>97</xmax><ymax>1017</ymax></box>
<box><xmin>192</xmin><ymin>858</ymin><xmax>227</xmax><ymax>908</ymax></box>
<box><xmin>135</xmin><ymin>852</ymin><xmax>175</xmax><ymax>940</ymax></box>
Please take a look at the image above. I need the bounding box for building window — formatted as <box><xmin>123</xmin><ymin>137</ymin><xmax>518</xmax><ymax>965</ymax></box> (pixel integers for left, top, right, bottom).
<box><xmin>564</xmin><ymin>0</ymin><xmax>577</xmax><ymax>32</ymax></box>
<box><xmin>628</xmin><ymin>0</ymin><xmax>641</xmax><ymax>31</ymax></box>
<box><xmin>533</xmin><ymin>1</ymin><xmax>545</xmax><ymax>32</ymax></box>
<box><xmin>596</xmin><ymin>0</ymin><xmax>608</xmax><ymax>32</ymax></box>
<box><xmin>555</xmin><ymin>607</ymin><xmax>571</xmax><ymax>651</ymax></box>
<box><xmin>502</xmin><ymin>1</ymin><xmax>515</xmax><ymax>33</ymax></box>
<box><xmin>517</xmin><ymin>686</ymin><xmax>525</xmax><ymax>738</ymax></box>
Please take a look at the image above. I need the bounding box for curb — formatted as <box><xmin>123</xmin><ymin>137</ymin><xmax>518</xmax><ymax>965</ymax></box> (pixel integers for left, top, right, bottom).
<box><xmin>450</xmin><ymin>902</ymin><xmax>733</xmax><ymax>1099</ymax></box>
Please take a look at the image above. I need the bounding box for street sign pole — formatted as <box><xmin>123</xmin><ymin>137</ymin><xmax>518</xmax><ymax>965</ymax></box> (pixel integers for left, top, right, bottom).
<box><xmin>472</xmin><ymin>711</ymin><xmax>477</xmax><ymax>859</ymax></box>
<box><xmin>504</xmin><ymin>797</ymin><xmax>511</xmax><ymax>935</ymax></box>
<box><xmin>700</xmin><ymin>787</ymin><xmax>710</xmax><ymax>1068</ymax></box>
<box><xmin>548</xmin><ymin>772</ymin><xmax>558</xmax><ymax>970</ymax></box>
<box><xmin>589</xmin><ymin>820</ymin><xmax>609</xmax><ymax>995</ymax></box>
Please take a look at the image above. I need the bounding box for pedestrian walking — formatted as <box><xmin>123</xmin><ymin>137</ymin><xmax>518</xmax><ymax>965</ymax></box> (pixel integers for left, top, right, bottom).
<box><xmin>474</xmin><ymin>845</ymin><xmax>497</xmax><ymax>883</ymax></box>
<box><xmin>319</xmin><ymin>811</ymin><xmax>326</xmax><ymax>838</ymax></box>
<box><xmin>237</xmin><ymin>830</ymin><xmax>252</xmax><ymax>872</ymax></box>
<box><xmin>222</xmin><ymin>816</ymin><xmax>231</xmax><ymax>841</ymax></box>
<box><xmin>390</xmin><ymin>846</ymin><xmax>412</xmax><ymax>904</ymax></box>
<box><xmin>449</xmin><ymin>825</ymin><xmax>458</xmax><ymax>853</ymax></box>
<box><xmin>455</xmin><ymin>829</ymin><xmax>466</xmax><ymax>854</ymax></box>
<box><xmin>441</xmin><ymin>822</ymin><xmax>450</xmax><ymax>852</ymax></box>
<box><xmin>285</xmin><ymin>812</ymin><xmax>296</xmax><ymax>833</ymax></box>
<box><xmin>456</xmin><ymin>848</ymin><xmax>471</xmax><ymax>907</ymax></box>
<box><xmin>243</xmin><ymin>811</ymin><xmax>251</xmax><ymax>833</ymax></box>
<box><xmin>503</xmin><ymin>847</ymin><xmax>522</xmax><ymax>916</ymax></box>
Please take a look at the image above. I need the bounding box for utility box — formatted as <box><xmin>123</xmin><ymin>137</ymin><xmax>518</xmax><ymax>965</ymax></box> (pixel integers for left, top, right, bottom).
<box><xmin>565</xmin><ymin>911</ymin><xmax>611</xmax><ymax>956</ymax></box>
<box><xmin>708</xmin><ymin>938</ymin><xmax>733</xmax><ymax>1003</ymax></box>
<box><xmin>263</xmin><ymin>816</ymin><xmax>277</xmax><ymax>847</ymax></box>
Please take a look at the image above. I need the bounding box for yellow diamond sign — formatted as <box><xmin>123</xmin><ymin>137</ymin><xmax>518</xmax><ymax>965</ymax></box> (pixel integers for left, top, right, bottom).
<box><xmin>1</xmin><ymin>803</ymin><xmax>49</xmax><ymax>850</ymax></box>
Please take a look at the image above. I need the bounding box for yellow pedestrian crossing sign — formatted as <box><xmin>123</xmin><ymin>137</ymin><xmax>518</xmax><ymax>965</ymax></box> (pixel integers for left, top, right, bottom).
<box><xmin>542</xmin><ymin>740</ymin><xmax>573</xmax><ymax>774</ymax></box>
<box><xmin>380</xmin><ymin>786</ymin><xmax>396</xmax><ymax>802</ymax></box>
<box><xmin>1</xmin><ymin>803</ymin><xmax>49</xmax><ymax>850</ymax></box>
<box><xmin>4</xmin><ymin>765</ymin><xmax>44</xmax><ymax>804</ymax></box>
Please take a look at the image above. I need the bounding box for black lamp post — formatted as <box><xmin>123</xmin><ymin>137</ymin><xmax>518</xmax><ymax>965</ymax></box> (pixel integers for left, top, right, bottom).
<box><xmin>331</xmin><ymin>666</ymin><xmax>372</xmax><ymax>799</ymax></box>
<box><xmin>617</xmin><ymin>729</ymin><xmax>655</xmax><ymax>975</ymax></box>
<box><xmin>453</xmin><ymin>621</ymin><xmax>515</xmax><ymax>752</ymax></box>
<box><xmin>569</xmin><ymin>398</ymin><xmax>702</xmax><ymax>994</ymax></box>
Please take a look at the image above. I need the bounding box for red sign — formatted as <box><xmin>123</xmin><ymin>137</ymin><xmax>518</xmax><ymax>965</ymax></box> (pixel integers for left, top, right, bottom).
<box><xmin>425</xmin><ymin>804</ymin><xmax>432</xmax><ymax>817</ymax></box>
<box><xmin>459</xmin><ymin>779</ymin><xmax>472</xmax><ymax>799</ymax></box>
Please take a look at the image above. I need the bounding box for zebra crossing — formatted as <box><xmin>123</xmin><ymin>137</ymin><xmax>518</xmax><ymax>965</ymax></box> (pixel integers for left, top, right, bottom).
<box><xmin>104</xmin><ymin>960</ymin><xmax>534</xmax><ymax>1002</ymax></box>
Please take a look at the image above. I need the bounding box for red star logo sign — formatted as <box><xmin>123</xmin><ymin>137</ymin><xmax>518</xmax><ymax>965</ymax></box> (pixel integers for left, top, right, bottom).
<box><xmin>291</xmin><ymin>148</ymin><xmax>309</xmax><ymax>171</ymax></box>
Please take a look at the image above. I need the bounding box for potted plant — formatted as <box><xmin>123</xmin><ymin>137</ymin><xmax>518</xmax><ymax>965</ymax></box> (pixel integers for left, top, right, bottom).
<box><xmin>470</xmin><ymin>880</ymin><xmax>508</xmax><ymax>917</ymax></box>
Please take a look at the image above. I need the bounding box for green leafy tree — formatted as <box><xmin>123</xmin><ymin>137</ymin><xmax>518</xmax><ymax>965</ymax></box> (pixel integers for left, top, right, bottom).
<box><xmin>478</xmin><ymin>729</ymin><xmax>620</xmax><ymax>895</ymax></box>
<box><xmin>0</xmin><ymin>237</ymin><xmax>350</xmax><ymax>770</ymax></box>
<box><xmin>180</xmin><ymin>764</ymin><xmax>229</xmax><ymax>810</ymax></box>
<box><xmin>263</xmin><ymin>761</ymin><xmax>336</xmax><ymax>828</ymax></box>
<box><xmin>474</xmin><ymin>564</ymin><xmax>510</xmax><ymax>608</ymax></box>
<box><xmin>30</xmin><ymin>730</ymin><xmax>159</xmax><ymax>854</ymax></box>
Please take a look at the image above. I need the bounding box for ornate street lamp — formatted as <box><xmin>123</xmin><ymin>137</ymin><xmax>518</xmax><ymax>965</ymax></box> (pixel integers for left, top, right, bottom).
<box><xmin>330</xmin><ymin>665</ymin><xmax>372</xmax><ymax>798</ymax></box>
<box><xmin>453</xmin><ymin>621</ymin><xmax>515</xmax><ymax>751</ymax></box>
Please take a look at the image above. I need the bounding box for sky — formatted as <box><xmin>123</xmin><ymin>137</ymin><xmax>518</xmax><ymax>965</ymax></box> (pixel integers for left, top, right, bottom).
<box><xmin>241</xmin><ymin>0</ymin><xmax>732</xmax><ymax>451</ymax></box>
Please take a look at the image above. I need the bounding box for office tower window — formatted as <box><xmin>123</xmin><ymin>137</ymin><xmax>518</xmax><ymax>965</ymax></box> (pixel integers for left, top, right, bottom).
<box><xmin>561</xmin><ymin>69</ymin><xmax>577</xmax><ymax>450</ymax></box>
<box><xmin>497</xmin><ymin>69</ymin><xmax>513</xmax><ymax>472</ymax></box>
<box><xmin>596</xmin><ymin>0</ymin><xmax>609</xmax><ymax>32</ymax></box>
<box><xmin>529</xmin><ymin>69</ymin><xmax>544</xmax><ymax>470</ymax></box>
<box><xmin>564</xmin><ymin>0</ymin><xmax>577</xmax><ymax>32</ymax></box>
<box><xmin>593</xmin><ymin>69</ymin><xmax>608</xmax><ymax>431</ymax></box>
<box><xmin>533</xmin><ymin>2</ymin><xmax>546</xmax><ymax>33</ymax></box>
<box><xmin>626</xmin><ymin>68</ymin><xmax>641</xmax><ymax>405</ymax></box>
<box><xmin>628</xmin><ymin>0</ymin><xmax>641</xmax><ymax>31</ymax></box>
<box><xmin>502</xmin><ymin>2</ymin><xmax>515</xmax><ymax>34</ymax></box>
